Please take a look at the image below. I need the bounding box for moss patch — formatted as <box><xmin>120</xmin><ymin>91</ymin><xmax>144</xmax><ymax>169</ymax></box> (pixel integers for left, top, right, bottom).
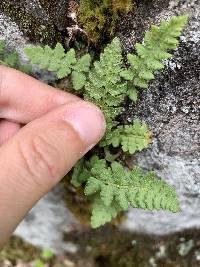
<box><xmin>78</xmin><ymin>0</ymin><xmax>133</xmax><ymax>46</ymax></box>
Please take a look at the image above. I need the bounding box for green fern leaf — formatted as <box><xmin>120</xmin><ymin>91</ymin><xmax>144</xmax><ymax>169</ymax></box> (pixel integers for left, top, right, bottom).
<box><xmin>127</xmin><ymin>87</ymin><xmax>138</xmax><ymax>102</ymax></box>
<box><xmin>84</xmin><ymin>37</ymin><xmax>126</xmax><ymax>109</ymax></box>
<box><xmin>128</xmin><ymin>190</ymin><xmax>139</xmax><ymax>208</ymax></box>
<box><xmin>52</xmin><ymin>43</ymin><xmax>65</xmax><ymax>59</ymax></box>
<box><xmin>103</xmin><ymin>120</ymin><xmax>151</xmax><ymax>154</ymax></box>
<box><xmin>145</xmin><ymin>191</ymin><xmax>155</xmax><ymax>210</ymax></box>
<box><xmin>73</xmin><ymin>54</ymin><xmax>91</xmax><ymax>73</ymax></box>
<box><xmin>124</xmin><ymin>15</ymin><xmax>188</xmax><ymax>98</ymax></box>
<box><xmin>23</xmin><ymin>17</ymin><xmax>186</xmax><ymax>229</ymax></box>
<box><xmin>91</xmin><ymin>197</ymin><xmax>118</xmax><ymax>228</ymax></box>
<box><xmin>71</xmin><ymin>156</ymin><xmax>100</xmax><ymax>188</ymax></box>
<box><xmin>56</xmin><ymin>66</ymin><xmax>71</xmax><ymax>79</ymax></box>
<box><xmin>72</xmin><ymin>71</ymin><xmax>86</xmax><ymax>90</ymax></box>
<box><xmin>25</xmin><ymin>46</ymin><xmax>50</xmax><ymax>67</ymax></box>
<box><xmin>25</xmin><ymin>44</ymin><xmax>91</xmax><ymax>88</ymax></box>
<box><xmin>116</xmin><ymin>189</ymin><xmax>129</xmax><ymax>210</ymax></box>
<box><xmin>85</xmin><ymin>177</ymin><xmax>101</xmax><ymax>195</ymax></box>
<box><xmin>47</xmin><ymin>44</ymin><xmax>69</xmax><ymax>73</ymax></box>
<box><xmin>83</xmin><ymin>156</ymin><xmax>180</xmax><ymax>228</ymax></box>
<box><xmin>120</xmin><ymin>69</ymin><xmax>134</xmax><ymax>80</ymax></box>
<box><xmin>100</xmin><ymin>184</ymin><xmax>114</xmax><ymax>206</ymax></box>
<box><xmin>25</xmin><ymin>44</ymin><xmax>76</xmax><ymax>79</ymax></box>
<box><xmin>139</xmin><ymin>70</ymin><xmax>154</xmax><ymax>80</ymax></box>
<box><xmin>3</xmin><ymin>52</ymin><xmax>18</xmax><ymax>67</ymax></box>
<box><xmin>71</xmin><ymin>159</ymin><xmax>89</xmax><ymax>187</ymax></box>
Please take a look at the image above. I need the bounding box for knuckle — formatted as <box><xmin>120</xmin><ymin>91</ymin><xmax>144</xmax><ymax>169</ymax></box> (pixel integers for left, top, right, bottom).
<box><xmin>18</xmin><ymin>134</ymin><xmax>60</xmax><ymax>186</ymax></box>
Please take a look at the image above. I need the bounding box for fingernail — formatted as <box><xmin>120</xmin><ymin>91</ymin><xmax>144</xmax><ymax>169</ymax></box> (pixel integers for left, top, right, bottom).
<box><xmin>63</xmin><ymin>102</ymin><xmax>106</xmax><ymax>148</ymax></box>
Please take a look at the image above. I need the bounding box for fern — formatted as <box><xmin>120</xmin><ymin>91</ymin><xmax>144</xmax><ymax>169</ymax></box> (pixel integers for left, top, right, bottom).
<box><xmin>81</xmin><ymin>156</ymin><xmax>180</xmax><ymax>228</ymax></box>
<box><xmin>121</xmin><ymin>16</ymin><xmax>188</xmax><ymax>97</ymax></box>
<box><xmin>84</xmin><ymin>37</ymin><xmax>127</xmax><ymax>139</ymax></box>
<box><xmin>0</xmin><ymin>40</ymin><xmax>31</xmax><ymax>73</ymax></box>
<box><xmin>24</xmin><ymin>15</ymin><xmax>187</xmax><ymax>228</ymax></box>
<box><xmin>25</xmin><ymin>16</ymin><xmax>187</xmax><ymax>154</ymax></box>
<box><xmin>24</xmin><ymin>43</ymin><xmax>91</xmax><ymax>90</ymax></box>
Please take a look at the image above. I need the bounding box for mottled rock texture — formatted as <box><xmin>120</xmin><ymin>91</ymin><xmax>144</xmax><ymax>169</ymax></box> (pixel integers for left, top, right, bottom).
<box><xmin>0</xmin><ymin>0</ymin><xmax>68</xmax><ymax>45</ymax></box>
<box><xmin>0</xmin><ymin>0</ymin><xmax>199</xmax><ymax>253</ymax></box>
<box><xmin>119</xmin><ymin>0</ymin><xmax>200</xmax><ymax>234</ymax></box>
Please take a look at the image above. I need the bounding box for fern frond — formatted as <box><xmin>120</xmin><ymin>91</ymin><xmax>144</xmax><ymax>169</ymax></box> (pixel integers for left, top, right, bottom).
<box><xmin>25</xmin><ymin>44</ymin><xmax>75</xmax><ymax>76</ymax></box>
<box><xmin>84</xmin><ymin>37</ymin><xmax>128</xmax><ymax>142</ymax></box>
<box><xmin>124</xmin><ymin>15</ymin><xmax>188</xmax><ymax>94</ymax></box>
<box><xmin>84</xmin><ymin>37</ymin><xmax>127</xmax><ymax>105</ymax></box>
<box><xmin>23</xmin><ymin>16</ymin><xmax>186</xmax><ymax>229</ymax></box>
<box><xmin>84</xmin><ymin>157</ymin><xmax>180</xmax><ymax>228</ymax></box>
<box><xmin>25</xmin><ymin>43</ymin><xmax>91</xmax><ymax>89</ymax></box>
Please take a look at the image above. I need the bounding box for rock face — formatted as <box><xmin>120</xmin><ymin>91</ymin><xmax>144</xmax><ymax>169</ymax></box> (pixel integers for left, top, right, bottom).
<box><xmin>15</xmin><ymin>185</ymin><xmax>80</xmax><ymax>253</ymax></box>
<box><xmin>0</xmin><ymin>0</ymin><xmax>200</xmax><ymax>253</ymax></box>
<box><xmin>119</xmin><ymin>0</ymin><xmax>200</xmax><ymax>235</ymax></box>
<box><xmin>0</xmin><ymin>0</ymin><xmax>67</xmax><ymax>45</ymax></box>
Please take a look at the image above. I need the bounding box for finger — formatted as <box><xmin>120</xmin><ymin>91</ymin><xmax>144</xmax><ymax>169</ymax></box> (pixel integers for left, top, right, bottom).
<box><xmin>0</xmin><ymin>120</ymin><xmax>21</xmax><ymax>145</ymax></box>
<box><xmin>0</xmin><ymin>66</ymin><xmax>79</xmax><ymax>123</ymax></box>
<box><xmin>0</xmin><ymin>101</ymin><xmax>105</xmax><ymax>246</ymax></box>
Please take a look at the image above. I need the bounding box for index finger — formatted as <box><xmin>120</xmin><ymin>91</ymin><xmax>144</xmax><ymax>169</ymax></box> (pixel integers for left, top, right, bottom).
<box><xmin>0</xmin><ymin>66</ymin><xmax>79</xmax><ymax>124</ymax></box>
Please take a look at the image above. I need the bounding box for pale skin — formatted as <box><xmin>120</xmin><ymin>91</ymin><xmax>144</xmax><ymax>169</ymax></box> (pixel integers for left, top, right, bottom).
<box><xmin>0</xmin><ymin>66</ymin><xmax>106</xmax><ymax>247</ymax></box>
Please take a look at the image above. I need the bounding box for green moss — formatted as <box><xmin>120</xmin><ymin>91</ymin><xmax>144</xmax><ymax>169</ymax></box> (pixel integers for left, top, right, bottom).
<box><xmin>0</xmin><ymin>1</ymin><xmax>62</xmax><ymax>46</ymax></box>
<box><xmin>78</xmin><ymin>0</ymin><xmax>133</xmax><ymax>46</ymax></box>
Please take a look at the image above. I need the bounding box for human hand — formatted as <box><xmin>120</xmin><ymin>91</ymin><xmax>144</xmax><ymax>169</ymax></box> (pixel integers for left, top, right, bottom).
<box><xmin>0</xmin><ymin>66</ymin><xmax>105</xmax><ymax>246</ymax></box>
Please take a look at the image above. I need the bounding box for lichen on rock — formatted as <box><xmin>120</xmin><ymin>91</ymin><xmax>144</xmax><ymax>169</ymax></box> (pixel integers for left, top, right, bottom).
<box><xmin>0</xmin><ymin>0</ymin><xmax>64</xmax><ymax>45</ymax></box>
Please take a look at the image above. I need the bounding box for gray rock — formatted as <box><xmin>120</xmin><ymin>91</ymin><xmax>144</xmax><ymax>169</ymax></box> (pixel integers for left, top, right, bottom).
<box><xmin>0</xmin><ymin>12</ymin><xmax>27</xmax><ymax>53</ymax></box>
<box><xmin>0</xmin><ymin>0</ymin><xmax>65</xmax><ymax>45</ymax></box>
<box><xmin>15</xmin><ymin>185</ymin><xmax>80</xmax><ymax>253</ymax></box>
<box><xmin>0</xmin><ymin>0</ymin><xmax>200</xmax><ymax>253</ymax></box>
<box><xmin>119</xmin><ymin>0</ymin><xmax>200</xmax><ymax>235</ymax></box>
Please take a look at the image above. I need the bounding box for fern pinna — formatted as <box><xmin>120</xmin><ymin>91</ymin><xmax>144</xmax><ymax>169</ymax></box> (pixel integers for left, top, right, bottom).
<box><xmin>25</xmin><ymin>15</ymin><xmax>187</xmax><ymax>228</ymax></box>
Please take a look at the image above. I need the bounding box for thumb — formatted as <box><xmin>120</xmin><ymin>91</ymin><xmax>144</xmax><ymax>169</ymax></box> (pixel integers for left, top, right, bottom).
<box><xmin>0</xmin><ymin>101</ymin><xmax>105</xmax><ymax>245</ymax></box>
